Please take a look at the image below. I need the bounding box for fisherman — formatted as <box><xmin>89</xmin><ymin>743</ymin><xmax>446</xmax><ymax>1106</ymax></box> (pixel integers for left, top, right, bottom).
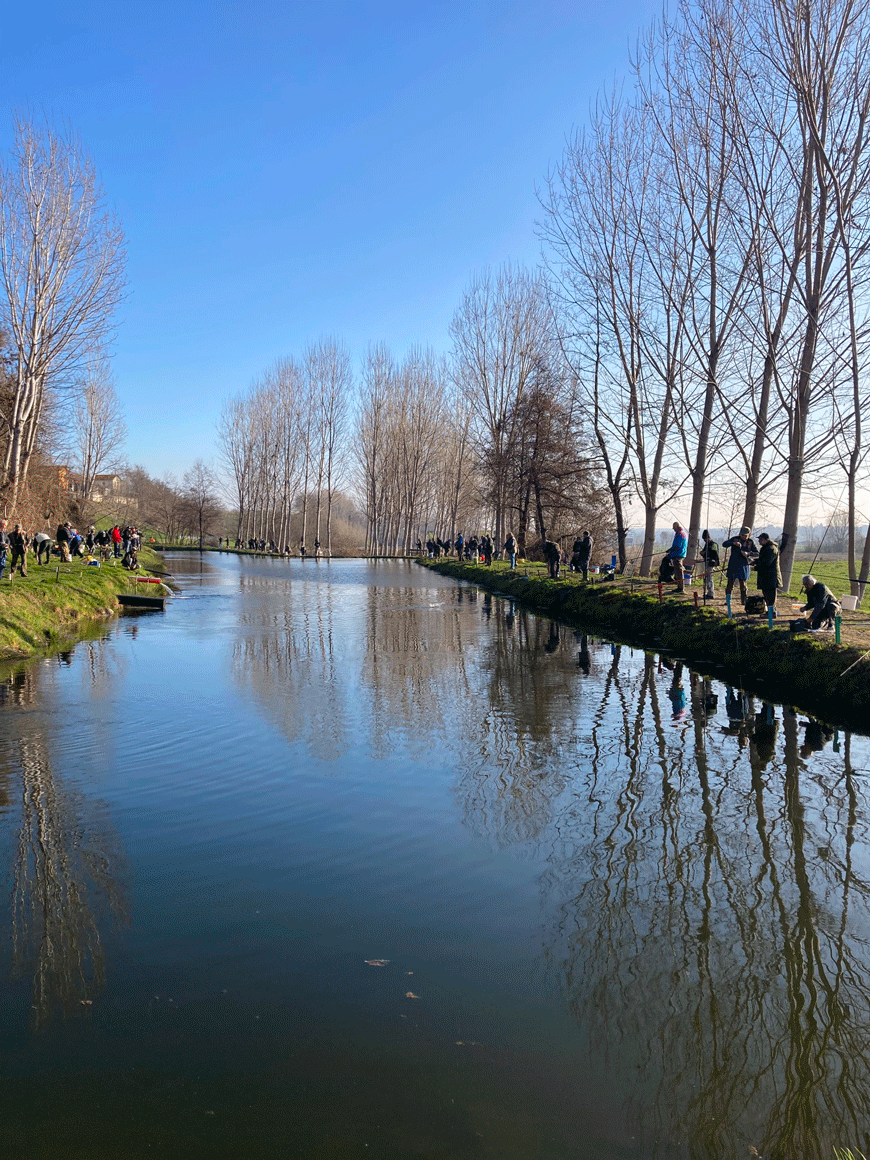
<box><xmin>799</xmin><ymin>574</ymin><xmax>840</xmax><ymax>631</ymax></box>
<box><xmin>696</xmin><ymin>529</ymin><xmax>719</xmax><ymax>600</ymax></box>
<box><xmin>722</xmin><ymin>526</ymin><xmax>758</xmax><ymax>606</ymax></box>
<box><xmin>33</xmin><ymin>530</ymin><xmax>52</xmax><ymax>565</ymax></box>
<box><xmin>572</xmin><ymin>530</ymin><xmax>593</xmax><ymax>580</ymax></box>
<box><xmin>503</xmin><ymin>532</ymin><xmax>517</xmax><ymax>569</ymax></box>
<box><xmin>667</xmin><ymin>522</ymin><xmax>688</xmax><ymax>593</ymax></box>
<box><xmin>754</xmin><ymin>533</ymin><xmax>782</xmax><ymax>617</ymax></box>
<box><xmin>9</xmin><ymin>523</ymin><xmax>28</xmax><ymax>577</ymax></box>
<box><xmin>542</xmin><ymin>538</ymin><xmax>561</xmax><ymax>579</ymax></box>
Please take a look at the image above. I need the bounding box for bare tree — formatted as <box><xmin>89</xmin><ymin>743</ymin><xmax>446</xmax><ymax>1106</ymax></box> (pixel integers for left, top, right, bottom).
<box><xmin>450</xmin><ymin>265</ymin><xmax>555</xmax><ymax>546</ymax></box>
<box><xmin>751</xmin><ymin>0</ymin><xmax>870</xmax><ymax>587</ymax></box>
<box><xmin>0</xmin><ymin>117</ymin><xmax>126</xmax><ymax>505</ymax></box>
<box><xmin>217</xmin><ymin>393</ymin><xmax>258</xmax><ymax>544</ymax></box>
<box><xmin>542</xmin><ymin>92</ymin><xmax>685</xmax><ymax>573</ymax></box>
<box><xmin>303</xmin><ymin>338</ymin><xmax>352</xmax><ymax>554</ymax></box>
<box><xmin>635</xmin><ymin>0</ymin><xmax>758</xmax><ymax>567</ymax></box>
<box><xmin>68</xmin><ymin>357</ymin><xmax>127</xmax><ymax>522</ymax></box>
<box><xmin>356</xmin><ymin>343</ymin><xmax>396</xmax><ymax>555</ymax></box>
<box><xmin>182</xmin><ymin>460</ymin><xmax>221</xmax><ymax>550</ymax></box>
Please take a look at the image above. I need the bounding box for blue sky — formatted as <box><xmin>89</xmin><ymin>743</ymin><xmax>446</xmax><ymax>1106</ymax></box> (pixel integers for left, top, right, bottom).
<box><xmin>0</xmin><ymin>0</ymin><xmax>661</xmax><ymax>479</ymax></box>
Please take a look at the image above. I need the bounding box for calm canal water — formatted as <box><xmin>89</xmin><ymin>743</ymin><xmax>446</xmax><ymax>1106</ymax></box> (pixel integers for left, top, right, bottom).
<box><xmin>1</xmin><ymin>554</ymin><xmax>869</xmax><ymax>1159</ymax></box>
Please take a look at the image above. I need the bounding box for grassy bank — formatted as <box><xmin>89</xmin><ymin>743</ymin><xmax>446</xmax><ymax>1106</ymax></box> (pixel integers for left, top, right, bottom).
<box><xmin>0</xmin><ymin>548</ymin><xmax>168</xmax><ymax>661</ymax></box>
<box><xmin>419</xmin><ymin>557</ymin><xmax>870</xmax><ymax>733</ymax></box>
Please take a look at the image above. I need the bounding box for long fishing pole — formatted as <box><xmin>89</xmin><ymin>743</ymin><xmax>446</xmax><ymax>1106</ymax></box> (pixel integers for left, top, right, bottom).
<box><xmin>806</xmin><ymin>480</ymin><xmax>849</xmax><ymax>576</ymax></box>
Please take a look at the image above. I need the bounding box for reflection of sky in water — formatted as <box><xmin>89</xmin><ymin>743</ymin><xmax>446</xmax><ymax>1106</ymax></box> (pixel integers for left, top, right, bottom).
<box><xmin>0</xmin><ymin>554</ymin><xmax>868</xmax><ymax>1160</ymax></box>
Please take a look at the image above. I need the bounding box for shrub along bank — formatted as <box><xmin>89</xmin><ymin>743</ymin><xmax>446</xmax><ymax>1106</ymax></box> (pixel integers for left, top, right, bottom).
<box><xmin>419</xmin><ymin>558</ymin><xmax>870</xmax><ymax>733</ymax></box>
<box><xmin>0</xmin><ymin>552</ymin><xmax>167</xmax><ymax>661</ymax></box>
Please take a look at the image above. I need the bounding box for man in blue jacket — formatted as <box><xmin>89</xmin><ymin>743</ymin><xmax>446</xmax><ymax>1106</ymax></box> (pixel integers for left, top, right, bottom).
<box><xmin>668</xmin><ymin>522</ymin><xmax>688</xmax><ymax>592</ymax></box>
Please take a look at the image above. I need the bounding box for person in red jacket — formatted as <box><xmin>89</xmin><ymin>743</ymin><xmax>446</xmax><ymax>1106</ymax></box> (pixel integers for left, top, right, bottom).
<box><xmin>111</xmin><ymin>525</ymin><xmax>122</xmax><ymax>558</ymax></box>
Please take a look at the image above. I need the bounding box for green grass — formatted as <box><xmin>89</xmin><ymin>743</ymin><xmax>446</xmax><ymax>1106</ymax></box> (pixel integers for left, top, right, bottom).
<box><xmin>0</xmin><ymin>554</ymin><xmax>167</xmax><ymax>661</ymax></box>
<box><xmin>791</xmin><ymin>555</ymin><xmax>861</xmax><ymax>598</ymax></box>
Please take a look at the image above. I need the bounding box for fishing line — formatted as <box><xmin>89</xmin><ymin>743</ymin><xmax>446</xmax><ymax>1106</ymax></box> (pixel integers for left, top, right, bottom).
<box><xmin>806</xmin><ymin>480</ymin><xmax>849</xmax><ymax>576</ymax></box>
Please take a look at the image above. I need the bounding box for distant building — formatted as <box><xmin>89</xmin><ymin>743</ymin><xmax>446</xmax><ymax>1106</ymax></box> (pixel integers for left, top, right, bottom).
<box><xmin>91</xmin><ymin>474</ymin><xmax>125</xmax><ymax>502</ymax></box>
<box><xmin>67</xmin><ymin>472</ymin><xmax>133</xmax><ymax>505</ymax></box>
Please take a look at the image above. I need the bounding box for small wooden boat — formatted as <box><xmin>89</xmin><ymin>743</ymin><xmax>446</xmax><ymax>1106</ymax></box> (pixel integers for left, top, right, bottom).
<box><xmin>117</xmin><ymin>593</ymin><xmax>165</xmax><ymax>610</ymax></box>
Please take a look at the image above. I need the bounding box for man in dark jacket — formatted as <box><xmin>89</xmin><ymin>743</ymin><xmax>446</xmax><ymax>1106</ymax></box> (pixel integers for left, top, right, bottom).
<box><xmin>542</xmin><ymin>538</ymin><xmax>561</xmax><ymax>579</ymax></box>
<box><xmin>800</xmin><ymin>574</ymin><xmax>840</xmax><ymax>630</ymax></box>
<box><xmin>754</xmin><ymin>533</ymin><xmax>782</xmax><ymax>616</ymax></box>
<box><xmin>9</xmin><ymin>523</ymin><xmax>28</xmax><ymax>577</ymax></box>
<box><xmin>572</xmin><ymin>531</ymin><xmax>593</xmax><ymax>580</ymax></box>
<box><xmin>0</xmin><ymin>519</ymin><xmax>8</xmax><ymax>579</ymax></box>
<box><xmin>697</xmin><ymin>529</ymin><xmax>719</xmax><ymax>600</ymax></box>
<box><xmin>56</xmin><ymin>522</ymin><xmax>71</xmax><ymax>562</ymax></box>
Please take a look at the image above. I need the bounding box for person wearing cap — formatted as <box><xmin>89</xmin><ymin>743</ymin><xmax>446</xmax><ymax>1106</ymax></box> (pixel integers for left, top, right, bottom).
<box><xmin>754</xmin><ymin>533</ymin><xmax>782</xmax><ymax>617</ymax></box>
<box><xmin>800</xmin><ymin>574</ymin><xmax>840</xmax><ymax>630</ymax></box>
<box><xmin>697</xmin><ymin>529</ymin><xmax>720</xmax><ymax>600</ymax></box>
<box><xmin>722</xmin><ymin>526</ymin><xmax>758</xmax><ymax>605</ymax></box>
<box><xmin>667</xmin><ymin>522</ymin><xmax>688</xmax><ymax>592</ymax></box>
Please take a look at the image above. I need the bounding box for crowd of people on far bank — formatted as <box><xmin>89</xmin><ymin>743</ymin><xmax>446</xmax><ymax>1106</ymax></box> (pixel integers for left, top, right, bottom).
<box><xmin>424</xmin><ymin>530</ymin><xmax>600</xmax><ymax>580</ymax></box>
<box><xmin>216</xmin><ymin>537</ymin><xmax>326</xmax><ymax>557</ymax></box>
<box><xmin>0</xmin><ymin>522</ymin><xmax>143</xmax><ymax>578</ymax></box>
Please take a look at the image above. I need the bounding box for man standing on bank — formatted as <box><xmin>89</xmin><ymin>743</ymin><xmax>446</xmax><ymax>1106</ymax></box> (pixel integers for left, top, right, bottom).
<box><xmin>573</xmin><ymin>530</ymin><xmax>593</xmax><ymax>580</ymax></box>
<box><xmin>668</xmin><ymin>522</ymin><xmax>688</xmax><ymax>593</ymax></box>
<box><xmin>697</xmin><ymin>529</ymin><xmax>719</xmax><ymax>600</ymax></box>
<box><xmin>754</xmin><ymin>533</ymin><xmax>782</xmax><ymax>618</ymax></box>
<box><xmin>542</xmin><ymin>538</ymin><xmax>561</xmax><ymax>580</ymax></box>
<box><xmin>722</xmin><ymin>526</ymin><xmax>758</xmax><ymax>606</ymax></box>
<box><xmin>9</xmin><ymin>523</ymin><xmax>28</xmax><ymax>577</ymax></box>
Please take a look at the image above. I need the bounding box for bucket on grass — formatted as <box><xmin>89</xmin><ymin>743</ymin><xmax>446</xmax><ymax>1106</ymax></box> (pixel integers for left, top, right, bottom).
<box><xmin>840</xmin><ymin>594</ymin><xmax>858</xmax><ymax>611</ymax></box>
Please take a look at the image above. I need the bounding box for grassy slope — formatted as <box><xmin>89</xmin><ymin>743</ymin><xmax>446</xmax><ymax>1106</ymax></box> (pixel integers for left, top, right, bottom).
<box><xmin>0</xmin><ymin>547</ymin><xmax>168</xmax><ymax>660</ymax></box>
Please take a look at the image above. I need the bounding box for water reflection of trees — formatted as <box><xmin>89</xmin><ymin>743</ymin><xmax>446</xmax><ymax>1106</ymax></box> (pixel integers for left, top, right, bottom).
<box><xmin>231</xmin><ymin>589</ymin><xmax>349</xmax><ymax>760</ymax></box>
<box><xmin>1</xmin><ymin>667</ymin><xmax>127</xmax><ymax>1030</ymax></box>
<box><xmin>466</xmin><ymin>640</ymin><xmax>870</xmax><ymax>1160</ymax></box>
